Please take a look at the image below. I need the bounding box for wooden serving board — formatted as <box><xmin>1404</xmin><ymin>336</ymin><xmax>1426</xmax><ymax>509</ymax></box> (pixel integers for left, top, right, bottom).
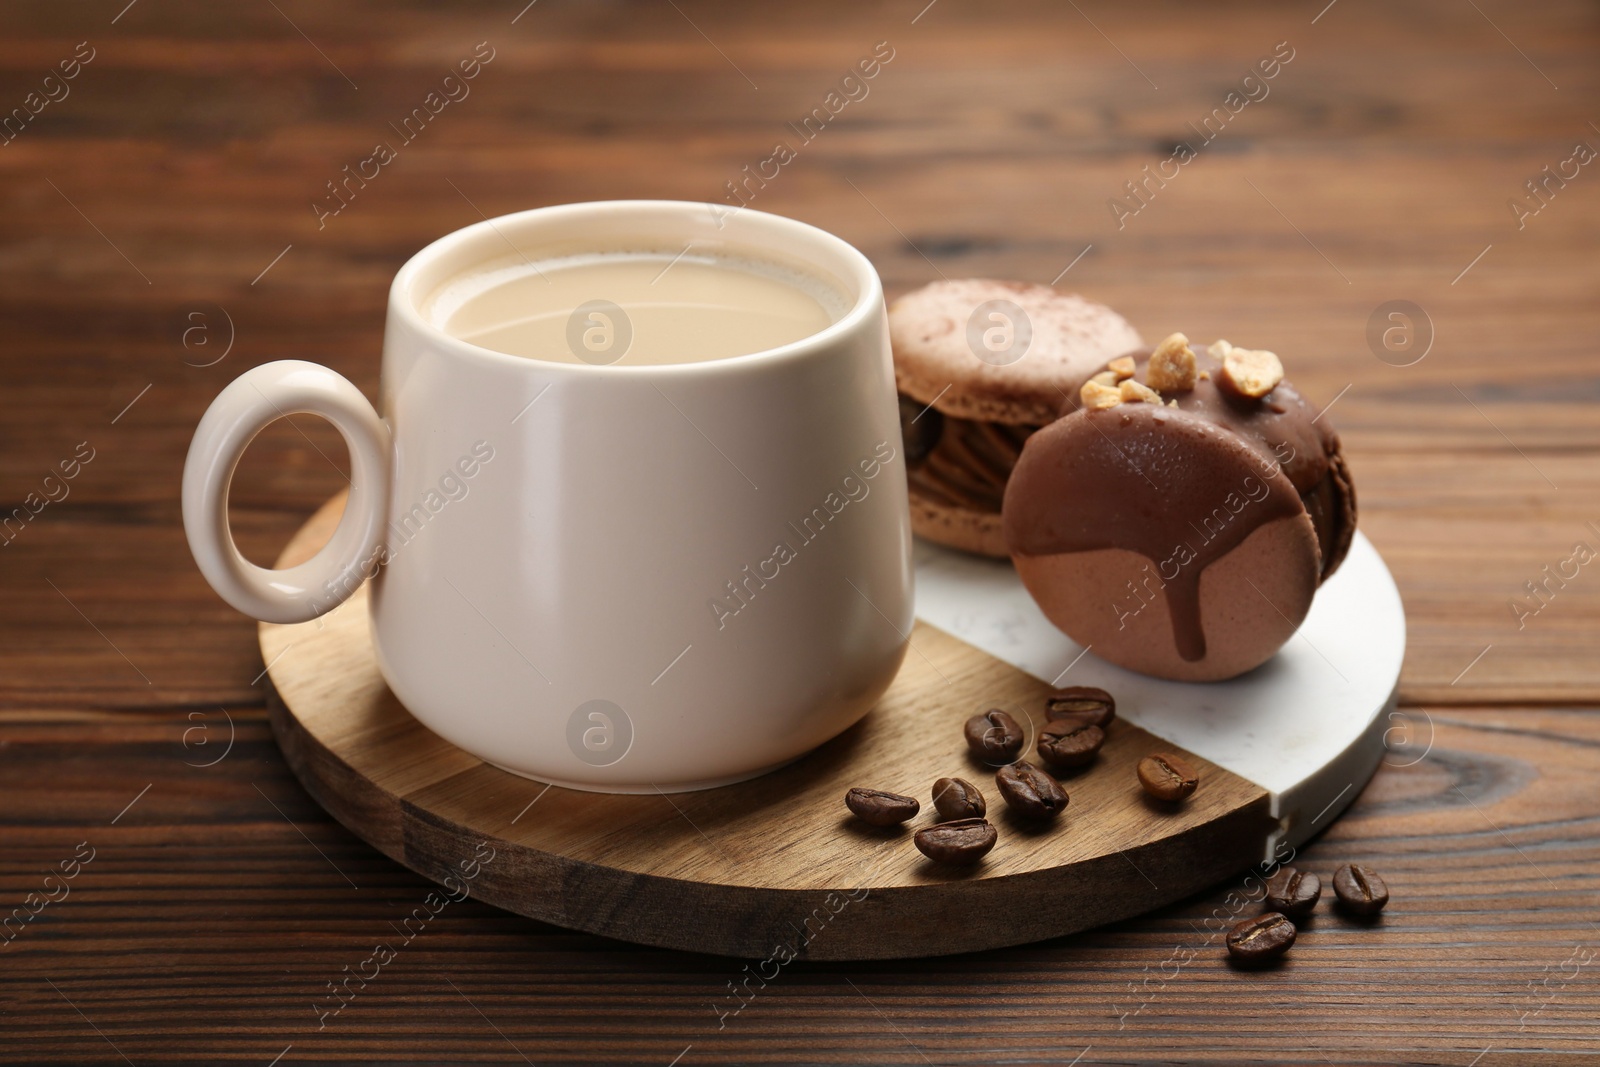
<box><xmin>262</xmin><ymin>494</ymin><xmax>1403</xmax><ymax>960</ymax></box>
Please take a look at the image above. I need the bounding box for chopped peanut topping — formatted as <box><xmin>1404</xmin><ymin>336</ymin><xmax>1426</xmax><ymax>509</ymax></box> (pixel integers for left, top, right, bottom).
<box><xmin>1147</xmin><ymin>332</ymin><xmax>1198</xmax><ymax>392</ymax></box>
<box><xmin>1080</xmin><ymin>379</ymin><xmax>1123</xmax><ymax>410</ymax></box>
<box><xmin>1107</xmin><ymin>355</ymin><xmax>1136</xmax><ymax>381</ymax></box>
<box><xmin>1221</xmin><ymin>346</ymin><xmax>1285</xmax><ymax>398</ymax></box>
<box><xmin>1119</xmin><ymin>379</ymin><xmax>1162</xmax><ymax>404</ymax></box>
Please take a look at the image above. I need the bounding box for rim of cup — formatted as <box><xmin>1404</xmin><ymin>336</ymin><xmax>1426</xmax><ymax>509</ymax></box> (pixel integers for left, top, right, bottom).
<box><xmin>388</xmin><ymin>199</ymin><xmax>884</xmax><ymax>377</ymax></box>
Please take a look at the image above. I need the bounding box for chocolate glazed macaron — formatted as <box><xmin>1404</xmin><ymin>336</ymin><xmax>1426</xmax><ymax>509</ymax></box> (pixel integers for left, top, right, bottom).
<box><xmin>1002</xmin><ymin>335</ymin><xmax>1357</xmax><ymax>681</ymax></box>
<box><xmin>891</xmin><ymin>280</ymin><xmax>1143</xmax><ymax>557</ymax></box>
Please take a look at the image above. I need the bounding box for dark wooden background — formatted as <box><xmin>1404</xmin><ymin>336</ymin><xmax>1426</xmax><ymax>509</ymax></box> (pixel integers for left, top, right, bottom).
<box><xmin>2</xmin><ymin>0</ymin><xmax>1597</xmax><ymax>1063</ymax></box>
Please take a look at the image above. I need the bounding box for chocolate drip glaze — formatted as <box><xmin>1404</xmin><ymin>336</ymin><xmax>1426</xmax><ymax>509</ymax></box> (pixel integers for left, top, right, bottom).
<box><xmin>899</xmin><ymin>393</ymin><xmax>1037</xmax><ymax>513</ymax></box>
<box><xmin>1005</xmin><ymin>344</ymin><xmax>1356</xmax><ymax>660</ymax></box>
<box><xmin>1061</xmin><ymin>348</ymin><xmax>1356</xmax><ymax>580</ymax></box>
<box><xmin>1005</xmin><ymin>402</ymin><xmax>1309</xmax><ymax>661</ymax></box>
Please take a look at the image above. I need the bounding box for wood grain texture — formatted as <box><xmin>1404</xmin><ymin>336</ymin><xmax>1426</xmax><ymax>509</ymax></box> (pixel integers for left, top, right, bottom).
<box><xmin>0</xmin><ymin>0</ymin><xmax>1595</xmax><ymax>705</ymax></box>
<box><xmin>261</xmin><ymin>496</ymin><xmax>1275</xmax><ymax>960</ymax></box>
<box><xmin>2</xmin><ymin>708</ymin><xmax>1597</xmax><ymax>1064</ymax></box>
<box><xmin>0</xmin><ymin>0</ymin><xmax>1596</xmax><ymax>1060</ymax></box>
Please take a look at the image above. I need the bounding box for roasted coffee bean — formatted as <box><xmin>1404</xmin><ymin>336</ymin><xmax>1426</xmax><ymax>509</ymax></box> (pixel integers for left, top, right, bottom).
<box><xmin>845</xmin><ymin>787</ymin><xmax>919</xmax><ymax>827</ymax></box>
<box><xmin>932</xmin><ymin>777</ymin><xmax>986</xmax><ymax>820</ymax></box>
<box><xmin>1226</xmin><ymin>912</ymin><xmax>1296</xmax><ymax>962</ymax></box>
<box><xmin>964</xmin><ymin>708</ymin><xmax>1025</xmax><ymax>763</ymax></box>
<box><xmin>1263</xmin><ymin>867</ymin><xmax>1321</xmax><ymax>920</ymax></box>
<box><xmin>1037</xmin><ymin>719</ymin><xmax>1105</xmax><ymax>770</ymax></box>
<box><xmin>1043</xmin><ymin>686</ymin><xmax>1116</xmax><ymax>727</ymax></box>
<box><xmin>1136</xmin><ymin>752</ymin><xmax>1200</xmax><ymax>802</ymax></box>
<box><xmin>914</xmin><ymin>818</ymin><xmax>997</xmax><ymax>864</ymax></box>
<box><xmin>1332</xmin><ymin>863</ymin><xmax>1389</xmax><ymax>916</ymax></box>
<box><xmin>995</xmin><ymin>761</ymin><xmax>1068</xmax><ymax>819</ymax></box>
<box><xmin>899</xmin><ymin>396</ymin><xmax>944</xmax><ymax>465</ymax></box>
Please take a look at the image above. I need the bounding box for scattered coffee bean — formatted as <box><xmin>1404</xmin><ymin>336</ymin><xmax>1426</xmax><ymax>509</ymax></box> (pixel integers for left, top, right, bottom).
<box><xmin>1043</xmin><ymin>686</ymin><xmax>1116</xmax><ymax>727</ymax></box>
<box><xmin>1037</xmin><ymin>719</ymin><xmax>1105</xmax><ymax>770</ymax></box>
<box><xmin>995</xmin><ymin>761</ymin><xmax>1068</xmax><ymax>819</ymax></box>
<box><xmin>914</xmin><ymin>818</ymin><xmax>997</xmax><ymax>864</ymax></box>
<box><xmin>964</xmin><ymin>708</ymin><xmax>1025</xmax><ymax>763</ymax></box>
<box><xmin>932</xmin><ymin>777</ymin><xmax>986</xmax><ymax>820</ymax></box>
<box><xmin>1263</xmin><ymin>867</ymin><xmax>1321</xmax><ymax>920</ymax></box>
<box><xmin>1226</xmin><ymin>912</ymin><xmax>1296</xmax><ymax>962</ymax></box>
<box><xmin>1136</xmin><ymin>752</ymin><xmax>1200</xmax><ymax>802</ymax></box>
<box><xmin>1332</xmin><ymin>863</ymin><xmax>1389</xmax><ymax>916</ymax></box>
<box><xmin>845</xmin><ymin>787</ymin><xmax>919</xmax><ymax>827</ymax></box>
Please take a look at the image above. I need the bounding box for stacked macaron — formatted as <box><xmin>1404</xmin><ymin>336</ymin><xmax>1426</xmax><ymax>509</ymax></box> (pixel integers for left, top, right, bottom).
<box><xmin>891</xmin><ymin>280</ymin><xmax>1143</xmax><ymax>558</ymax></box>
<box><xmin>891</xmin><ymin>282</ymin><xmax>1357</xmax><ymax>682</ymax></box>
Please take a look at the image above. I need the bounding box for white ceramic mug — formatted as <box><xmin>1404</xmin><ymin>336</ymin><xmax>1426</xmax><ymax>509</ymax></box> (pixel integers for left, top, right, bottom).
<box><xmin>183</xmin><ymin>201</ymin><xmax>912</xmax><ymax>792</ymax></box>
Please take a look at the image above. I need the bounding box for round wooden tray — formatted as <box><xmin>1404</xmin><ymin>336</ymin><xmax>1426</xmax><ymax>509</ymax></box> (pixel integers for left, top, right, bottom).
<box><xmin>263</xmin><ymin>493</ymin><xmax>1402</xmax><ymax>960</ymax></box>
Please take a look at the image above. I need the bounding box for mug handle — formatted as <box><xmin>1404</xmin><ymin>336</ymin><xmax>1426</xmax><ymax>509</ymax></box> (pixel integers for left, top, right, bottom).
<box><xmin>183</xmin><ymin>360</ymin><xmax>392</xmax><ymax>624</ymax></box>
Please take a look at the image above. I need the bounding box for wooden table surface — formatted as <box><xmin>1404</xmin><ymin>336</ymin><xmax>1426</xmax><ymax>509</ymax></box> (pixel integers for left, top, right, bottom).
<box><xmin>1</xmin><ymin>0</ymin><xmax>1596</xmax><ymax>1063</ymax></box>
